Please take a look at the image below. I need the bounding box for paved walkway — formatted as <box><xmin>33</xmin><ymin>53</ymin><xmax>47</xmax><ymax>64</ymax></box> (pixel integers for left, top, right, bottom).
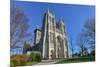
<box><xmin>33</xmin><ymin>59</ymin><xmax>63</xmax><ymax>65</ymax></box>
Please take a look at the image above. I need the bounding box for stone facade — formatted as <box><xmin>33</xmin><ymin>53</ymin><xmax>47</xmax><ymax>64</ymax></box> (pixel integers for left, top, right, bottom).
<box><xmin>34</xmin><ymin>10</ymin><xmax>69</xmax><ymax>60</ymax></box>
<box><xmin>33</xmin><ymin>29</ymin><xmax>41</xmax><ymax>51</ymax></box>
<box><xmin>34</xmin><ymin>29</ymin><xmax>41</xmax><ymax>46</ymax></box>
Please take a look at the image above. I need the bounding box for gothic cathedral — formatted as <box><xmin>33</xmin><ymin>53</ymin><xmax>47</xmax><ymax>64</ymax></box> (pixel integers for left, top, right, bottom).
<box><xmin>34</xmin><ymin>9</ymin><xmax>69</xmax><ymax>60</ymax></box>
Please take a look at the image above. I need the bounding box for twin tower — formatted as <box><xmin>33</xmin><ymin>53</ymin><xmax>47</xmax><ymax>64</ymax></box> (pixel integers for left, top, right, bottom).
<box><xmin>34</xmin><ymin>9</ymin><xmax>69</xmax><ymax>60</ymax></box>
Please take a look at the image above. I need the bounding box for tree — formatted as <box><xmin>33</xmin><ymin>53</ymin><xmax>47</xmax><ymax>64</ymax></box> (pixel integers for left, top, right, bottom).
<box><xmin>77</xmin><ymin>34</ymin><xmax>86</xmax><ymax>56</ymax></box>
<box><xmin>69</xmin><ymin>36</ymin><xmax>74</xmax><ymax>57</ymax></box>
<box><xmin>77</xmin><ymin>17</ymin><xmax>95</xmax><ymax>56</ymax></box>
<box><xmin>83</xmin><ymin>18</ymin><xmax>95</xmax><ymax>50</ymax></box>
<box><xmin>23</xmin><ymin>42</ymin><xmax>32</xmax><ymax>53</ymax></box>
<box><xmin>10</xmin><ymin>7</ymin><xmax>29</xmax><ymax>48</ymax></box>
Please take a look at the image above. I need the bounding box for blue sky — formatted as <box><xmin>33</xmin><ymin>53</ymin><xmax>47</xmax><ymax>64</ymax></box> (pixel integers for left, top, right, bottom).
<box><xmin>13</xmin><ymin>1</ymin><xmax>95</xmax><ymax>53</ymax></box>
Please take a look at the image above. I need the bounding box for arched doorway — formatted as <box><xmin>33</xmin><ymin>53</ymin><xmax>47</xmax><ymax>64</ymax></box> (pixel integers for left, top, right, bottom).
<box><xmin>56</xmin><ymin>36</ymin><xmax>64</xmax><ymax>58</ymax></box>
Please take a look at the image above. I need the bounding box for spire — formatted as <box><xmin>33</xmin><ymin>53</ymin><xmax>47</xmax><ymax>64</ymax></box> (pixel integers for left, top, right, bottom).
<box><xmin>60</xmin><ymin>19</ymin><xmax>64</xmax><ymax>25</ymax></box>
<box><xmin>47</xmin><ymin>8</ymin><xmax>50</xmax><ymax>14</ymax></box>
<box><xmin>36</xmin><ymin>25</ymin><xmax>38</xmax><ymax>29</ymax></box>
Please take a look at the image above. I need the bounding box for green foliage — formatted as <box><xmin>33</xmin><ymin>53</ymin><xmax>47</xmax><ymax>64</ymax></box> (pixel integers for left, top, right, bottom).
<box><xmin>29</xmin><ymin>52</ymin><xmax>41</xmax><ymax>62</ymax></box>
<box><xmin>10</xmin><ymin>52</ymin><xmax>41</xmax><ymax>66</ymax></box>
<box><xmin>10</xmin><ymin>60</ymin><xmax>14</xmax><ymax>67</ymax></box>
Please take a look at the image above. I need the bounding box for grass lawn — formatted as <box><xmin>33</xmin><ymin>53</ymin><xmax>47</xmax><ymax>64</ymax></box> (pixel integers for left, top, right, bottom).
<box><xmin>26</xmin><ymin>61</ymin><xmax>40</xmax><ymax>66</ymax></box>
<box><xmin>56</xmin><ymin>56</ymin><xmax>95</xmax><ymax>64</ymax></box>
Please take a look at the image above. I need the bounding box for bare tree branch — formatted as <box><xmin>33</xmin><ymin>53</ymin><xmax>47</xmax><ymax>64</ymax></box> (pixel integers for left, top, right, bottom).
<box><xmin>10</xmin><ymin>7</ymin><xmax>29</xmax><ymax>48</ymax></box>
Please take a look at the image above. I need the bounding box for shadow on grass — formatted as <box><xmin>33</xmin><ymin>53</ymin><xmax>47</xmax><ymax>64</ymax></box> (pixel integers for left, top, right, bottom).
<box><xmin>56</xmin><ymin>56</ymin><xmax>95</xmax><ymax>64</ymax></box>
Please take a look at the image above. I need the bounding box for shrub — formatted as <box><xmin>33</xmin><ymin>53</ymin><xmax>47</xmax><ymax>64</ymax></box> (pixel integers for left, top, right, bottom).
<box><xmin>29</xmin><ymin>52</ymin><xmax>41</xmax><ymax>62</ymax></box>
<box><xmin>35</xmin><ymin>53</ymin><xmax>41</xmax><ymax>62</ymax></box>
<box><xmin>10</xmin><ymin>54</ymin><xmax>29</xmax><ymax>66</ymax></box>
<box><xmin>20</xmin><ymin>54</ymin><xmax>29</xmax><ymax>65</ymax></box>
<box><xmin>10</xmin><ymin>60</ymin><xmax>14</xmax><ymax>67</ymax></box>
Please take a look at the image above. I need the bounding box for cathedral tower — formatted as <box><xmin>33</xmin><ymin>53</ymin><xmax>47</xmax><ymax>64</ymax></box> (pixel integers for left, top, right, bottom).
<box><xmin>41</xmin><ymin>9</ymin><xmax>69</xmax><ymax>60</ymax></box>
